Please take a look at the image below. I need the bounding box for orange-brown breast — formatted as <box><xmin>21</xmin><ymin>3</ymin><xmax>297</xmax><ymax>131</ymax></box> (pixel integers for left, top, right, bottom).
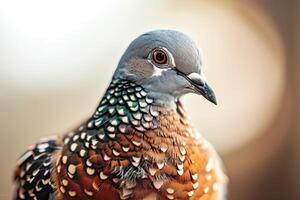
<box><xmin>51</xmin><ymin>104</ymin><xmax>225</xmax><ymax>200</ymax></box>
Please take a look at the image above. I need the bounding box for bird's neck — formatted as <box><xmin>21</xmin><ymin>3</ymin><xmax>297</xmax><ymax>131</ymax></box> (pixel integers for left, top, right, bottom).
<box><xmin>144</xmin><ymin>89</ymin><xmax>178</xmax><ymax>109</ymax></box>
<box><xmin>85</xmin><ymin>79</ymin><xmax>165</xmax><ymax>134</ymax></box>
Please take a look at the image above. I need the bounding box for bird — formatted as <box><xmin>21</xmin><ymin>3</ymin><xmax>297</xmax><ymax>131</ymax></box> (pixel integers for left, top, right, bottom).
<box><xmin>13</xmin><ymin>30</ymin><xmax>227</xmax><ymax>200</ymax></box>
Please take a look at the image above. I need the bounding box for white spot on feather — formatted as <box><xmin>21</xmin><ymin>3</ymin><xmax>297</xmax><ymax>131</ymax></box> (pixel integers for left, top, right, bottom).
<box><xmin>68</xmin><ymin>164</ymin><xmax>76</xmax><ymax>174</ymax></box>
<box><xmin>99</xmin><ymin>172</ymin><xmax>108</xmax><ymax>180</ymax></box>
<box><xmin>153</xmin><ymin>179</ymin><xmax>164</xmax><ymax>190</ymax></box>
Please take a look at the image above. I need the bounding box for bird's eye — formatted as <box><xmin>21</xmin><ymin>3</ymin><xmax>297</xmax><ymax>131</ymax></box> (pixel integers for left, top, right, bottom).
<box><xmin>152</xmin><ymin>49</ymin><xmax>168</xmax><ymax>65</ymax></box>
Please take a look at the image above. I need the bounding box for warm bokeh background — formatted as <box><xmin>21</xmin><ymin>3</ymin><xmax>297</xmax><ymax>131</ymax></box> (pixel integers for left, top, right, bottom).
<box><xmin>0</xmin><ymin>0</ymin><xmax>299</xmax><ymax>199</ymax></box>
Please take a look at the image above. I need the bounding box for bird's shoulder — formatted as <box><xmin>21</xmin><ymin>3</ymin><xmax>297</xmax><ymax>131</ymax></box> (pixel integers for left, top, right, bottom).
<box><xmin>14</xmin><ymin>136</ymin><xmax>62</xmax><ymax>200</ymax></box>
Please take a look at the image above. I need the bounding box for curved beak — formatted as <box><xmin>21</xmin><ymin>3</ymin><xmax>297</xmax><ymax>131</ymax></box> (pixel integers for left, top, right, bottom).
<box><xmin>187</xmin><ymin>72</ymin><xmax>217</xmax><ymax>105</ymax></box>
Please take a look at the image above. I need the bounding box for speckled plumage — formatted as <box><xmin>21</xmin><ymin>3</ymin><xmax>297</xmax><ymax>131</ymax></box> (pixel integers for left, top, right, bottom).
<box><xmin>14</xmin><ymin>30</ymin><xmax>227</xmax><ymax>200</ymax></box>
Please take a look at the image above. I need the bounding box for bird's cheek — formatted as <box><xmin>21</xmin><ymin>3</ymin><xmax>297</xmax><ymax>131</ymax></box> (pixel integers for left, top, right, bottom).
<box><xmin>126</xmin><ymin>58</ymin><xmax>154</xmax><ymax>80</ymax></box>
<box><xmin>166</xmin><ymin>75</ymin><xmax>190</xmax><ymax>95</ymax></box>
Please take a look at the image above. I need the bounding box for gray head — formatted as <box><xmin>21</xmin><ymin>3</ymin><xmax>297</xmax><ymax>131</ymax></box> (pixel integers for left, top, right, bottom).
<box><xmin>113</xmin><ymin>30</ymin><xmax>217</xmax><ymax>106</ymax></box>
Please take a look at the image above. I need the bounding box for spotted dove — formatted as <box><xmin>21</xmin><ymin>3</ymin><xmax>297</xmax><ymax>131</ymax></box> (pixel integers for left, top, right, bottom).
<box><xmin>14</xmin><ymin>30</ymin><xmax>227</xmax><ymax>200</ymax></box>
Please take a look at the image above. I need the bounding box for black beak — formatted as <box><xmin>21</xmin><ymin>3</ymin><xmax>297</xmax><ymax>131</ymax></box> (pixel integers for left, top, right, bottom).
<box><xmin>193</xmin><ymin>82</ymin><xmax>217</xmax><ymax>105</ymax></box>
<box><xmin>178</xmin><ymin>71</ymin><xmax>217</xmax><ymax>105</ymax></box>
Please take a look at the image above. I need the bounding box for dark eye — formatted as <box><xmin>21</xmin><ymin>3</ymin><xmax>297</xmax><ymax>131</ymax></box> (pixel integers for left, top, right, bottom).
<box><xmin>152</xmin><ymin>49</ymin><xmax>168</xmax><ymax>65</ymax></box>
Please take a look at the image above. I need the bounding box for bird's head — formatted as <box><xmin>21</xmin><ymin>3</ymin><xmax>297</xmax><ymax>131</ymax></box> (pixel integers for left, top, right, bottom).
<box><xmin>113</xmin><ymin>30</ymin><xmax>217</xmax><ymax>106</ymax></box>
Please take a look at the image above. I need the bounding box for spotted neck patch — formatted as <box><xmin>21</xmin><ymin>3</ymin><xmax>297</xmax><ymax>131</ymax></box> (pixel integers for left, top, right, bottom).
<box><xmin>87</xmin><ymin>79</ymin><xmax>159</xmax><ymax>137</ymax></box>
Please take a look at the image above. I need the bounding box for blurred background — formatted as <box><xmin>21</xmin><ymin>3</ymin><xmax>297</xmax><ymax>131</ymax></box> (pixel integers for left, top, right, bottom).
<box><xmin>0</xmin><ymin>0</ymin><xmax>299</xmax><ymax>199</ymax></box>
